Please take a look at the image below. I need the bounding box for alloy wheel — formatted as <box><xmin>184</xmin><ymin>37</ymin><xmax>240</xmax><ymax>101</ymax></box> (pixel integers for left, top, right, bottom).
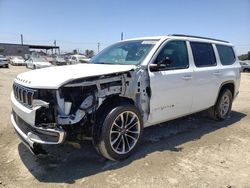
<box><xmin>109</xmin><ymin>111</ymin><xmax>140</xmax><ymax>154</ymax></box>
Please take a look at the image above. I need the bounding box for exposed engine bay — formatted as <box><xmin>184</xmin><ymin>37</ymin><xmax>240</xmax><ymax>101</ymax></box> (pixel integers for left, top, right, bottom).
<box><xmin>34</xmin><ymin>68</ymin><xmax>150</xmax><ymax>141</ymax></box>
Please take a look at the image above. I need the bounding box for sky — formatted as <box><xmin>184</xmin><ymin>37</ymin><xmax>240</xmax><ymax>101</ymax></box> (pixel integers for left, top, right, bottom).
<box><xmin>0</xmin><ymin>0</ymin><xmax>249</xmax><ymax>54</ymax></box>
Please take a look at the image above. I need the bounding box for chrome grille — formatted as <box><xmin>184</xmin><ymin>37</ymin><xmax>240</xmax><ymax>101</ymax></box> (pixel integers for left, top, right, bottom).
<box><xmin>13</xmin><ymin>83</ymin><xmax>36</xmax><ymax>108</ymax></box>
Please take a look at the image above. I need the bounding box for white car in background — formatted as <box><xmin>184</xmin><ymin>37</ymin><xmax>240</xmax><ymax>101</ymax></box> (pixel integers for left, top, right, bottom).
<box><xmin>26</xmin><ymin>57</ymin><xmax>52</xmax><ymax>69</ymax></box>
<box><xmin>51</xmin><ymin>55</ymin><xmax>67</xmax><ymax>66</ymax></box>
<box><xmin>0</xmin><ymin>55</ymin><xmax>9</xmax><ymax>68</ymax></box>
<box><xmin>68</xmin><ymin>54</ymin><xmax>90</xmax><ymax>64</ymax></box>
<box><xmin>240</xmin><ymin>61</ymin><xmax>250</xmax><ymax>72</ymax></box>
<box><xmin>10</xmin><ymin>56</ymin><xmax>26</xmax><ymax>66</ymax></box>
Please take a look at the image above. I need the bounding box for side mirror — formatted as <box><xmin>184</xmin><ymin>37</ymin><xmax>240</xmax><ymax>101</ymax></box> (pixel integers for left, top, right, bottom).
<box><xmin>149</xmin><ymin>57</ymin><xmax>171</xmax><ymax>72</ymax></box>
<box><xmin>157</xmin><ymin>57</ymin><xmax>171</xmax><ymax>67</ymax></box>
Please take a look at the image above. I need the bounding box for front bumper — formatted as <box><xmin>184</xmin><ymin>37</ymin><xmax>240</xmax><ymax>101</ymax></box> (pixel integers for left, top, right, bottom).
<box><xmin>11</xmin><ymin>92</ymin><xmax>66</xmax><ymax>151</ymax></box>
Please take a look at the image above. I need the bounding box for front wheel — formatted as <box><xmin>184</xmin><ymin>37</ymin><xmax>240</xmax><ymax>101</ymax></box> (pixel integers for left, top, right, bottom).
<box><xmin>208</xmin><ymin>89</ymin><xmax>233</xmax><ymax>121</ymax></box>
<box><xmin>93</xmin><ymin>104</ymin><xmax>143</xmax><ymax>161</ymax></box>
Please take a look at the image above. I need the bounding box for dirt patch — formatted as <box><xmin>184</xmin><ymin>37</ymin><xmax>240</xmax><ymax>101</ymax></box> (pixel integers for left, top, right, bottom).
<box><xmin>0</xmin><ymin>66</ymin><xmax>250</xmax><ymax>187</ymax></box>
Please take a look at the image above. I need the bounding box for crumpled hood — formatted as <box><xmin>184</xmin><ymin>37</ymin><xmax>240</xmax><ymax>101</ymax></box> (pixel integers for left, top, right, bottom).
<box><xmin>14</xmin><ymin>64</ymin><xmax>136</xmax><ymax>89</ymax></box>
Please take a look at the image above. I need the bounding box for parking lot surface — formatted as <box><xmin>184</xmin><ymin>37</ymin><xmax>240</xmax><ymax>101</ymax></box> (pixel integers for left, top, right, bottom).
<box><xmin>0</xmin><ymin>66</ymin><xmax>250</xmax><ymax>187</ymax></box>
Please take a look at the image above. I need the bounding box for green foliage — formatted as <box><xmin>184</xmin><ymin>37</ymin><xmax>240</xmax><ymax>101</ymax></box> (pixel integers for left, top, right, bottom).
<box><xmin>85</xmin><ymin>49</ymin><xmax>95</xmax><ymax>58</ymax></box>
<box><xmin>239</xmin><ymin>51</ymin><xmax>250</xmax><ymax>60</ymax></box>
<box><xmin>73</xmin><ymin>49</ymin><xmax>77</xmax><ymax>54</ymax></box>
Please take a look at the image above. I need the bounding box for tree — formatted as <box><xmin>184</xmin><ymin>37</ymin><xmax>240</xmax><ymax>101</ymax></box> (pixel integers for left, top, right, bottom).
<box><xmin>73</xmin><ymin>49</ymin><xmax>77</xmax><ymax>54</ymax></box>
<box><xmin>85</xmin><ymin>49</ymin><xmax>95</xmax><ymax>58</ymax></box>
<box><xmin>238</xmin><ymin>51</ymin><xmax>250</xmax><ymax>61</ymax></box>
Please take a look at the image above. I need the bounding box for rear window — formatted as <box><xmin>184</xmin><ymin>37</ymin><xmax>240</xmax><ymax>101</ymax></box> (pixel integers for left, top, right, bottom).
<box><xmin>216</xmin><ymin>45</ymin><xmax>236</xmax><ymax>65</ymax></box>
<box><xmin>190</xmin><ymin>42</ymin><xmax>216</xmax><ymax>67</ymax></box>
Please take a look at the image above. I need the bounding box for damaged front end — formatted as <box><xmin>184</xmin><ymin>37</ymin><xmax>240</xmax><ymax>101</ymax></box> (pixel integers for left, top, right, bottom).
<box><xmin>54</xmin><ymin>72</ymin><xmax>129</xmax><ymax>141</ymax></box>
<box><xmin>11</xmin><ymin>67</ymin><xmax>150</xmax><ymax>155</ymax></box>
<box><xmin>11</xmin><ymin>86</ymin><xmax>66</xmax><ymax>155</ymax></box>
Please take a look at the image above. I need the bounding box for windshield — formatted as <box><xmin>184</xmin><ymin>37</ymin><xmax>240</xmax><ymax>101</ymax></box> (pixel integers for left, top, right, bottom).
<box><xmin>32</xmin><ymin>57</ymin><xmax>48</xmax><ymax>63</ymax></box>
<box><xmin>91</xmin><ymin>40</ymin><xmax>158</xmax><ymax>65</ymax></box>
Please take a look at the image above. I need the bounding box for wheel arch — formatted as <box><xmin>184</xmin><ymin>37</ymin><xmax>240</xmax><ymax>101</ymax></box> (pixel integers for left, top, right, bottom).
<box><xmin>96</xmin><ymin>95</ymin><xmax>135</xmax><ymax>116</ymax></box>
<box><xmin>215</xmin><ymin>81</ymin><xmax>235</xmax><ymax>105</ymax></box>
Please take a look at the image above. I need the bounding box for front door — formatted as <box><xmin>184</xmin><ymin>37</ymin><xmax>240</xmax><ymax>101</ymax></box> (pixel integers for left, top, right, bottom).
<box><xmin>147</xmin><ymin>40</ymin><xmax>193</xmax><ymax>125</ymax></box>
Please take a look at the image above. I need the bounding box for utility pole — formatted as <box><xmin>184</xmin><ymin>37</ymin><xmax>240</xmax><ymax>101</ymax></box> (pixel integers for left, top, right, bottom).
<box><xmin>21</xmin><ymin>34</ymin><xmax>23</xmax><ymax>45</ymax></box>
<box><xmin>121</xmin><ymin>32</ymin><xmax>123</xmax><ymax>41</ymax></box>
<box><xmin>54</xmin><ymin>40</ymin><xmax>57</xmax><ymax>54</ymax></box>
<box><xmin>97</xmin><ymin>42</ymin><xmax>100</xmax><ymax>53</ymax></box>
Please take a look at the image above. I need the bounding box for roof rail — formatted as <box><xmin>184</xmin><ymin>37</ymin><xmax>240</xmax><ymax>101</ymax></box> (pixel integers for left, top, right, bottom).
<box><xmin>168</xmin><ymin>34</ymin><xmax>229</xmax><ymax>43</ymax></box>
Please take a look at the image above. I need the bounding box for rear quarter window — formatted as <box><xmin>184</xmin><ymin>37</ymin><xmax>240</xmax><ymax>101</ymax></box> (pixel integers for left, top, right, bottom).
<box><xmin>190</xmin><ymin>42</ymin><xmax>216</xmax><ymax>67</ymax></box>
<box><xmin>216</xmin><ymin>45</ymin><xmax>236</xmax><ymax>65</ymax></box>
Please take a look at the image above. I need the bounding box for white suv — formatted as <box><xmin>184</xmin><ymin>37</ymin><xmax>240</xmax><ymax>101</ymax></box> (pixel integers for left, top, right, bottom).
<box><xmin>11</xmin><ymin>35</ymin><xmax>241</xmax><ymax>160</ymax></box>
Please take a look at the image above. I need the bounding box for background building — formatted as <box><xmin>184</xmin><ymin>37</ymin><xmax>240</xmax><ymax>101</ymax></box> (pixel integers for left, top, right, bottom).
<box><xmin>0</xmin><ymin>43</ymin><xmax>60</xmax><ymax>57</ymax></box>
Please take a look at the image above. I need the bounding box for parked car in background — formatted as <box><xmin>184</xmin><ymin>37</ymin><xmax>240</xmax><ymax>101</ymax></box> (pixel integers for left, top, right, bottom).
<box><xmin>10</xmin><ymin>56</ymin><xmax>26</xmax><ymax>66</ymax></box>
<box><xmin>0</xmin><ymin>55</ymin><xmax>9</xmax><ymax>68</ymax></box>
<box><xmin>5</xmin><ymin>56</ymin><xmax>12</xmax><ymax>64</ymax></box>
<box><xmin>51</xmin><ymin>55</ymin><xmax>67</xmax><ymax>66</ymax></box>
<box><xmin>43</xmin><ymin>56</ymin><xmax>54</xmax><ymax>63</ymax></box>
<box><xmin>68</xmin><ymin>54</ymin><xmax>90</xmax><ymax>64</ymax></box>
<box><xmin>26</xmin><ymin>56</ymin><xmax>52</xmax><ymax>69</ymax></box>
<box><xmin>240</xmin><ymin>61</ymin><xmax>250</xmax><ymax>72</ymax></box>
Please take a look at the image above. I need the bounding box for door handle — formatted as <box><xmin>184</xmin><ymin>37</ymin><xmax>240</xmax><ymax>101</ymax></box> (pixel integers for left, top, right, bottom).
<box><xmin>213</xmin><ymin>71</ymin><xmax>221</xmax><ymax>76</ymax></box>
<box><xmin>182</xmin><ymin>75</ymin><xmax>192</xmax><ymax>80</ymax></box>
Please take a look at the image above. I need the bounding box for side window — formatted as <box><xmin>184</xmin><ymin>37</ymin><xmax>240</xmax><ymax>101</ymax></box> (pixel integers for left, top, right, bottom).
<box><xmin>190</xmin><ymin>42</ymin><xmax>216</xmax><ymax>67</ymax></box>
<box><xmin>216</xmin><ymin>45</ymin><xmax>236</xmax><ymax>65</ymax></box>
<box><xmin>155</xmin><ymin>40</ymin><xmax>189</xmax><ymax>69</ymax></box>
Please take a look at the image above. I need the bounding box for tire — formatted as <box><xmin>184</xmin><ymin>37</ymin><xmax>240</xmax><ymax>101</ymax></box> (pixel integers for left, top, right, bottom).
<box><xmin>208</xmin><ymin>89</ymin><xmax>233</xmax><ymax>121</ymax></box>
<box><xmin>33</xmin><ymin>65</ymin><xmax>36</xmax><ymax>69</ymax></box>
<box><xmin>243</xmin><ymin>68</ymin><xmax>250</xmax><ymax>72</ymax></box>
<box><xmin>93</xmin><ymin>104</ymin><xmax>143</xmax><ymax>161</ymax></box>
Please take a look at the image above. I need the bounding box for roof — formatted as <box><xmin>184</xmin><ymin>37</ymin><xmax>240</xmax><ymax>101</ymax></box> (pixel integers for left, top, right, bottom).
<box><xmin>123</xmin><ymin>34</ymin><xmax>233</xmax><ymax>46</ymax></box>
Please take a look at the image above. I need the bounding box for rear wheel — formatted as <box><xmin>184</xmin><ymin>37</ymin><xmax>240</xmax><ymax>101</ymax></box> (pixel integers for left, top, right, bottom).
<box><xmin>208</xmin><ymin>89</ymin><xmax>233</xmax><ymax>121</ymax></box>
<box><xmin>93</xmin><ymin>104</ymin><xmax>143</xmax><ymax>161</ymax></box>
<box><xmin>33</xmin><ymin>65</ymin><xmax>36</xmax><ymax>69</ymax></box>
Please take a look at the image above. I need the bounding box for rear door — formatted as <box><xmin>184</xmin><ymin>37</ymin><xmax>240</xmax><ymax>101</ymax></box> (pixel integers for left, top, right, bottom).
<box><xmin>190</xmin><ymin>42</ymin><xmax>222</xmax><ymax>112</ymax></box>
<box><xmin>148</xmin><ymin>40</ymin><xmax>194</xmax><ymax>125</ymax></box>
